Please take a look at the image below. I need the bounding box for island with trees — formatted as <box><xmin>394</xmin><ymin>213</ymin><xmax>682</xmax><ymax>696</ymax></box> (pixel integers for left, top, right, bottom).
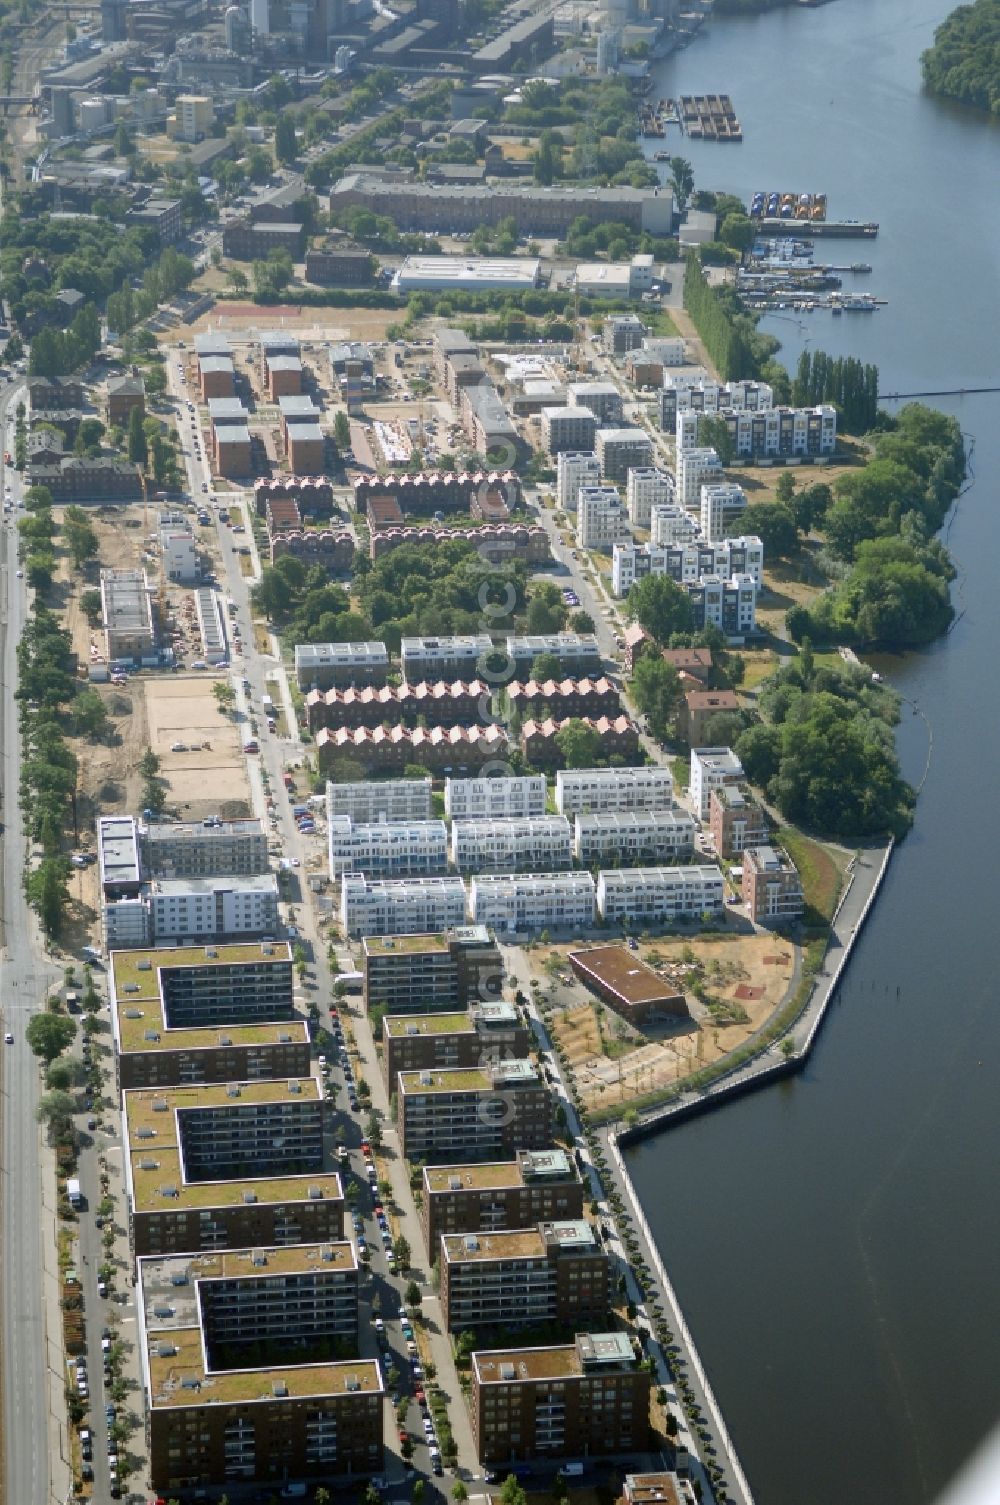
<box><xmin>921</xmin><ymin>0</ymin><xmax>1000</xmax><ymax>114</ymax></box>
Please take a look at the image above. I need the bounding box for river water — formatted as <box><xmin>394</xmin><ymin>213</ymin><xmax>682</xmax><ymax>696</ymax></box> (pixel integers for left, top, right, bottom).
<box><xmin>625</xmin><ymin>4</ymin><xmax>1000</xmax><ymax>1504</ymax></box>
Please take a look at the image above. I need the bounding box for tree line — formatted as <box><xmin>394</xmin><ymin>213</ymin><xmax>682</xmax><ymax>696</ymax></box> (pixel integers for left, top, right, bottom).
<box><xmin>682</xmin><ymin>252</ymin><xmax>755</xmax><ymax>381</ymax></box>
<box><xmin>921</xmin><ymin>0</ymin><xmax>1000</xmax><ymax>115</ymax></box>
<box><xmin>792</xmin><ymin>350</ymin><xmax>879</xmax><ymax>433</ymax></box>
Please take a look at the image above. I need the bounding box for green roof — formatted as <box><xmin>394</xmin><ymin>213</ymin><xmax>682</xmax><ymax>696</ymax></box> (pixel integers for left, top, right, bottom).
<box><xmin>398</xmin><ymin>1067</ymin><xmax>492</xmax><ymax>1094</ymax></box>
<box><xmin>111</xmin><ymin>940</ymin><xmax>293</xmax><ymax>1002</ymax></box>
<box><xmin>364</xmin><ymin>933</ymin><xmax>450</xmax><ymax>956</ymax></box>
<box><xmin>384</xmin><ymin>1012</ymin><xmax>474</xmax><ymax>1038</ymax></box>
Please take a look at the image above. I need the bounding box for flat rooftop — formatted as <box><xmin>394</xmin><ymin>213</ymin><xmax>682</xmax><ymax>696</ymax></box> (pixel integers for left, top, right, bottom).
<box><xmin>569</xmin><ymin>946</ymin><xmax>680</xmax><ymax>1007</ymax></box>
<box><xmin>385</xmin><ymin>1012</ymin><xmax>474</xmax><ymax>1039</ymax></box>
<box><xmin>111</xmin><ymin>940</ymin><xmax>293</xmax><ymax>1002</ymax></box>
<box><xmin>474</xmin><ymin>1331</ymin><xmax>635</xmax><ymax>1384</ymax></box>
<box><xmin>443</xmin><ymin>1227</ymin><xmax>545</xmax><ymax>1262</ymax></box>
<box><xmin>144</xmin><ymin>818</ymin><xmax>264</xmax><ymax>843</ymax></box>
<box><xmin>363</xmin><ymin>932</ymin><xmax>450</xmax><ymax>956</ymax></box>
<box><xmin>148</xmin><ymin>874</ymin><xmax>278</xmax><ymax>898</ymax></box>
<box><xmin>114</xmin><ymin>985</ymin><xmax>306</xmax><ymax>1056</ymax></box>
<box><xmin>124</xmin><ymin>1080</ymin><xmax>336</xmax><ymax>1214</ymax></box>
<box><xmin>625</xmin><ymin>1474</ymin><xmax>687</xmax><ymax>1505</ymax></box>
<box><xmin>399</xmin><ymin>1067</ymin><xmax>491</xmax><ymax>1095</ymax></box>
<box><xmin>424</xmin><ymin>1161</ymin><xmax>526</xmax><ymax>1194</ymax></box>
<box><xmin>98</xmin><ymin>815</ymin><xmax>141</xmax><ymax>885</ymax></box>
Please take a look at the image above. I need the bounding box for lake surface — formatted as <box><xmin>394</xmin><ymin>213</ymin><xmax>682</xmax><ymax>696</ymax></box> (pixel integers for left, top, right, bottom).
<box><xmin>626</xmin><ymin>5</ymin><xmax>1000</xmax><ymax>1504</ymax></box>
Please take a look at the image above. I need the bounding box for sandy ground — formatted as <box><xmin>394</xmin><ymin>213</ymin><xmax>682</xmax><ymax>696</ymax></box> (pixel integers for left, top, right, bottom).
<box><xmin>144</xmin><ymin>676</ymin><xmax>251</xmax><ymax>817</ymax></box>
<box><xmin>186</xmin><ymin>301</ymin><xmax>400</xmax><ymax>342</ymax></box>
<box><xmin>536</xmin><ymin>933</ymin><xmax>796</xmax><ymax>1113</ymax></box>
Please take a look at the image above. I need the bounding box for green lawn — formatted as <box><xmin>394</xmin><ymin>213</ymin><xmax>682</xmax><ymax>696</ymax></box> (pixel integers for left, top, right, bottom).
<box><xmin>777</xmin><ymin>826</ymin><xmax>845</xmax><ymax>923</ymax></box>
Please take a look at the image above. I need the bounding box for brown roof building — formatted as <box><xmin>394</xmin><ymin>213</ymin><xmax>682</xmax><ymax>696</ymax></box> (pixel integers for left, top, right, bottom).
<box><xmin>623</xmin><ymin>623</ymin><xmax>653</xmax><ymax>674</ymax></box>
<box><xmin>270</xmin><ymin>529</ymin><xmax>354</xmax><ymax>574</ymax></box>
<box><xmin>286</xmin><ymin>421</ymin><xmax>326</xmax><ymax>476</ymax></box>
<box><xmin>661</xmin><ymin>646</ymin><xmax>713</xmax><ymax>682</ymax></box>
<box><xmin>440</xmin><ymin>1219</ymin><xmax>610</xmax><ymax>1332</ymax></box>
<box><xmin>708</xmin><ymin>784</ymin><xmax>769</xmax><ymax>859</ymax></box>
<box><xmin>306</xmin><ymin>679</ymin><xmax>488</xmax><ymax>733</ymax></box>
<box><xmin>266</xmin><ymin>495</ymin><xmax>302</xmax><ymax>532</ymax></box>
<box><xmin>354</xmin><ymin>469</ymin><xmax>522</xmax><ymax>519</ymax></box>
<box><xmin>679</xmin><ymin>688</ymin><xmax>741</xmax><ymax>746</ymax></box>
<box><xmin>370</xmin><ymin>523</ymin><xmax>549</xmax><ymax>566</ymax></box>
<box><xmin>569</xmin><ymin>945</ymin><xmax>688</xmax><ymax>1026</ymax></box>
<box><xmin>367</xmin><ymin>493</ymin><xmax>405</xmax><ymax>529</ymax></box>
<box><xmin>421</xmin><ymin>1149</ymin><xmax>584</xmax><ymax>1257</ymax></box>
<box><xmin>507</xmin><ymin>677</ymin><xmax>621</xmax><ymax>720</ymax></box>
<box><xmin>316</xmin><ymin>723</ymin><xmax>508</xmax><ymax>775</ymax></box>
<box><xmin>520</xmin><ymin>715</ymin><xmax>640</xmax><ymax>770</ymax></box>
<box><xmin>254</xmin><ymin>476</ymin><xmax>334</xmax><ymax>518</ymax></box>
<box><xmin>471</xmin><ymin>1331</ymin><xmax>651</xmax><ymax>1464</ymax></box>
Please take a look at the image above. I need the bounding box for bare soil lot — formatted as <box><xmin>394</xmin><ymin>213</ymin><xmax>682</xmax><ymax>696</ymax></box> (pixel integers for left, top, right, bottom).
<box><xmin>144</xmin><ymin>677</ymin><xmax>251</xmax><ymax>818</ymax></box>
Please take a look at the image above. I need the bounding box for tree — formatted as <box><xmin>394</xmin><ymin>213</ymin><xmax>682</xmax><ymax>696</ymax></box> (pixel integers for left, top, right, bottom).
<box><xmin>526</xmin><ymin>581</ymin><xmax>567</xmax><ymax>635</ymax></box>
<box><xmin>627</xmin><ymin>574</ymin><xmax>695</xmax><ymax>645</ymax></box>
<box><xmin>36</xmin><ymin>1091</ymin><xmax>76</xmax><ymax>1138</ymax></box>
<box><xmin>274</xmin><ymin>114</ymin><xmax>298</xmax><ymax>164</ymax></box>
<box><xmin>45</xmin><ymin>1058</ymin><xmax>85</xmax><ymax>1091</ymax></box>
<box><xmin>127</xmin><ymin>406</ymin><xmax>147</xmax><ymax>466</ymax></box>
<box><xmin>25</xmin><ymin>858</ymin><xmax>72</xmax><ymax>938</ymax></box>
<box><xmin>698</xmin><ymin>413</ymin><xmax>734</xmax><ymax>466</ymax></box>
<box><xmin>719</xmin><ymin>212</ymin><xmax>755</xmax><ymax>252</ymax></box>
<box><xmin>530</xmin><ymin>652</ymin><xmax>562</xmax><ymax>681</ymax></box>
<box><xmin>631</xmin><ymin>653</ymin><xmax>682</xmax><ymax>738</ymax></box>
<box><xmin>74</xmin><ymin>687</ymin><xmax>111</xmax><ymax>740</ymax></box>
<box><xmin>333</xmin><ymin>410</ymin><xmax>351</xmax><ymax>452</ymax></box>
<box><xmin>405</xmin><ymin>1279</ymin><xmax>422</xmax><ymax>1309</ymax></box>
<box><xmin>700</xmin><ymin>709</ymin><xmax>746</xmax><ymax>746</ymax></box>
<box><xmin>212</xmin><ymin>681</ymin><xmax>236</xmax><ymax>715</ymax></box>
<box><xmin>732</xmin><ymin>502</ymin><xmax>798</xmax><ymax>558</ymax></box>
<box><xmin>555</xmin><ymin>718</ymin><xmax>602</xmax><ymax>769</ymax></box>
<box><xmin>452</xmin><ymin>1485</ymin><xmax>468</xmax><ymax>1503</ymax></box>
<box><xmin>26</xmin><ymin>1011</ymin><xmax>77</xmax><ymax>1064</ymax></box>
<box><xmin>569</xmin><ymin>609</ymin><xmax>595</xmax><ymax>633</ymax></box>
<box><xmin>668</xmin><ymin>156</ymin><xmax>694</xmax><ymax>213</ymax></box>
<box><xmin>138</xmin><ymin>747</ymin><xmax>161</xmax><ymax>780</ymax></box>
<box><xmin>500</xmin><ymin>1478</ymin><xmax>529</xmax><ymax>1505</ymax></box>
<box><xmin>227</xmin><ymin>267</ymin><xmax>248</xmax><ymax>294</ymax></box>
<box><xmin>394</xmin><ymin>1234</ymin><xmax>411</xmax><ymax>1271</ymax></box>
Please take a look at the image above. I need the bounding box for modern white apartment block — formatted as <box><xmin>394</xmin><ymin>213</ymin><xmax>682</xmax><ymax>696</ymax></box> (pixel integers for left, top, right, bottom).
<box><xmin>507</xmin><ymin>633</ymin><xmax>602</xmax><ymax>677</ymax></box>
<box><xmin>690</xmin><ymin>746</ymin><xmax>745</xmax><ymax>819</ymax></box>
<box><xmin>147</xmin><ymin>875</ymin><xmax>281</xmax><ymax>941</ymax></box>
<box><xmin>626</xmin><ymin>467</ymin><xmax>673</xmax><ymax>528</ymax></box>
<box><xmin>327</xmin><ymin>817</ymin><xmax>449</xmax><ymax>879</ymax></box>
<box><xmin>574</xmin><ymin>810</ymin><xmax>697</xmax><ymax>866</ymax></box>
<box><xmin>640</xmin><ymin>335</ymin><xmax>686</xmax><ymax>365</ymax></box>
<box><xmin>556</xmin><ymin>451</ymin><xmax>601</xmax><ymax>513</ymax></box>
<box><xmin>541</xmin><ymin>406</ymin><xmax>597</xmax><ymax>457</ymax></box>
<box><xmin>326</xmin><ymin>778</ymin><xmax>433</xmax><ymax>824</ymax></box>
<box><xmin>576</xmin><ymin>486</ymin><xmax>631</xmax><ymax>552</ymax></box>
<box><xmin>723</xmin><ymin>404</ymin><xmax>837</xmax><ymax>459</ymax></box>
<box><xmin>689</xmin><ymin>573</ymin><xmax>757</xmax><ymax>639</ymax></box>
<box><xmin>677</xmin><ymin>446</ymin><xmax>724</xmax><ymax>511</ymax></box>
<box><xmin>700</xmin><ymin>482</ymin><xmax>748</xmax><ymax>541</ymax></box>
<box><xmin>445</xmin><ymin>775</ymin><xmax>547</xmax><ymax>822</ymax></box>
<box><xmin>611</xmin><ymin>537</ymin><xmax>764</xmax><ymax>597</ymax></box>
<box><xmin>400</xmin><ymin>634</ymin><xmax>492</xmax><ymax>683</ymax></box>
<box><xmin>596</xmin><ymin>865</ymin><xmax>725</xmax><ymax>923</ymax></box>
<box><xmin>555</xmin><ymin>766</ymin><xmax>673</xmax><ymax>817</ymax></box>
<box><xmin>451</xmin><ymin>817</ymin><xmax>573</xmax><ymax>873</ymax></box>
<box><xmin>294</xmin><ymin>640</ymin><xmax>390</xmax><ymax>691</ymax></box>
<box><xmin>140</xmin><ymin>818</ymin><xmax>269</xmax><ymax>879</ymax></box>
<box><xmin>567</xmin><ymin>381</ymin><xmax>624</xmax><ymax>424</ymax></box>
<box><xmin>158</xmin><ymin>512</ymin><xmax>197</xmax><ymax>583</ymax></box>
<box><xmin>596</xmin><ymin>426</ymin><xmax>654</xmax><ymax>483</ymax></box>
<box><xmin>341</xmin><ymin>874</ymin><xmax>468</xmax><ymax>937</ymax></box>
<box><xmin>660</xmin><ymin>375</ymin><xmax>775</xmax><ymax>429</ymax></box>
<box><xmin>650</xmin><ymin>503</ymin><xmax>700</xmax><ymax>547</ymax></box>
<box><xmin>469</xmin><ymin>872</ymin><xmax>596</xmax><ymax>933</ymax></box>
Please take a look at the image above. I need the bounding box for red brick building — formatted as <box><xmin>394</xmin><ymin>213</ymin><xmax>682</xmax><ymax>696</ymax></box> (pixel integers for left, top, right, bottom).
<box><xmin>370</xmin><ymin>523</ymin><xmax>549</xmax><ymax>566</ymax></box>
<box><xmin>708</xmin><ymin>785</ymin><xmax>768</xmax><ymax>858</ymax></box>
<box><xmin>741</xmin><ymin>844</ymin><xmax>804</xmax><ymax>926</ymax></box>
<box><xmin>270</xmin><ymin>529</ymin><xmax>354</xmax><ymax>574</ymax></box>
<box><xmin>254</xmin><ymin>476</ymin><xmax>334</xmax><ymax>519</ymax></box>
<box><xmin>507</xmin><ymin>677</ymin><xmax>622</xmax><ymax>721</ymax></box>
<box><xmin>316</xmin><ymin>723</ymin><xmax>508</xmax><ymax>775</ymax></box>
<box><xmin>520</xmin><ymin>715</ymin><xmax>640</xmax><ymax>770</ymax></box>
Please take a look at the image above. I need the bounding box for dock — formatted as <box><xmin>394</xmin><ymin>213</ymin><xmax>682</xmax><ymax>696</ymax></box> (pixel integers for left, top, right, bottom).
<box><xmin>678</xmin><ymin>92</ymin><xmax>742</xmax><ymax>141</ymax></box>
<box><xmin>757</xmin><ymin>217</ymin><xmax>879</xmax><ymax>238</ymax></box>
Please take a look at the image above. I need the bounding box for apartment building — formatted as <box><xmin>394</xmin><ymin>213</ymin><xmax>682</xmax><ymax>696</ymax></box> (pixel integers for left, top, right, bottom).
<box><xmin>306</xmin><ymin>679</ymin><xmax>487</xmax><ymax>734</ymax></box>
<box><xmin>444</xmin><ymin>774</ymin><xmax>547</xmax><ymax>822</ymax></box>
<box><xmin>341</xmin><ymin>875</ymin><xmax>468</xmax><ymax>938</ymax></box>
<box><xmin>326</xmin><ymin>777</ymin><xmax>432</xmax><ymax>825</ymax></box>
<box><xmin>102</xmin><ymin>567</ymin><xmax>156</xmax><ymax>661</ymax></box>
<box><xmin>471</xmin><ymin>1330</ymin><xmax>650</xmax><ymax>1463</ymax></box>
<box><xmin>440</xmin><ymin>1220</ymin><xmax>610</xmax><ymax>1332</ymax></box>
<box><xmin>555</xmin><ymin>766</ymin><xmax>673</xmax><ymax>817</ymax></box>
<box><xmin>604</xmin><ymin>314</ymin><xmax>648</xmax><ymax>354</ymax></box>
<box><xmin>506</xmin><ymin>678</ymin><xmax>621</xmax><ymax>721</ymax></box>
<box><xmin>690</xmin><ymin>747</ymin><xmax>745</xmax><ymax>819</ymax></box>
<box><xmin>142</xmin><ymin>875</ymin><xmax>279</xmax><ymax>944</ymax></box>
<box><xmin>327</xmin><ymin>817</ymin><xmax>449</xmax><ymax>880</ymax></box>
<box><xmin>659</xmin><ymin>375</ymin><xmax>774</xmax><ymax>430</ymax></box>
<box><xmin>98</xmin><ymin>814</ymin><xmax>143</xmax><ymax>899</ymax></box>
<box><xmin>123</xmin><ymin>1080</ymin><xmax>343</xmax><ymax>1257</ymax></box>
<box><xmin>722</xmin><ymin>403</ymin><xmax>837</xmax><ymax>458</ymax></box>
<box><xmin>626</xmin><ymin>467</ymin><xmax>673</xmax><ymax>528</ymax></box>
<box><xmin>624</xmin><ymin>1473</ymin><xmax>697</xmax><ymax>1505</ymax></box>
<box><xmin>679</xmin><ymin>689</ymin><xmax>742</xmax><ymax>748</ymax></box>
<box><xmin>676</xmin><ymin>446</ymin><xmax>723</xmax><ymax>512</ymax></box>
<box><xmin>294</xmin><ymin>640</ymin><xmax>390</xmax><ymax>692</ymax></box>
<box><xmin>362</xmin><ymin>926</ymin><xmax>502</xmax><ymax>1015</ymax></box>
<box><xmin>596</xmin><ymin>865</ymin><xmax>725</xmax><ymax>924</ymax></box>
<box><xmin>521</xmin><ymin>716</ymin><xmax>640</xmax><ymax>772</ymax></box>
<box><xmin>700</xmin><ymin>481</ymin><xmax>748</xmax><ymax>541</ymax></box>
<box><xmin>574</xmin><ymin>809</ymin><xmax>696</xmax><ymax>866</ymax></box>
<box><xmin>381</xmin><ymin>1001</ymin><xmax>529</xmax><ymax>1091</ymax></box>
<box><xmin>110</xmin><ymin>941</ymin><xmax>294</xmax><ymax>1031</ymax></box>
<box><xmin>688</xmin><ymin>574</ymin><xmax>757</xmax><ymax>640</ymax></box>
<box><xmin>576</xmin><ymin>485</ymin><xmax>631</xmax><ymax>552</ymax></box>
<box><xmin>556</xmin><ymin>450</ymin><xmax>600</xmax><ymax>513</ymax></box>
<box><xmin>596</xmin><ymin>427</ymin><xmax>654</xmax><ymax>484</ymax></box>
<box><xmin>397</xmin><ymin>1060</ymin><xmax>554</xmax><ymax>1163</ymax></box>
<box><xmin>452</xmin><ymin>817</ymin><xmax>573</xmax><ymax>874</ymax></box>
<box><xmin>611</xmin><ymin>536</ymin><xmax>764</xmax><ymax>597</ymax></box>
<box><xmin>469</xmin><ymin>872</ymin><xmax>596</xmax><ymax>934</ymax></box>
<box><xmin>709</xmin><ymin>785</ymin><xmax>769</xmax><ymax>858</ymax></box>
<box><xmin>650</xmin><ymin>504</ymin><xmax>701</xmax><ymax>547</ymax></box>
<box><xmin>741</xmin><ymin>844</ymin><xmax>804</xmax><ymax>925</ymax></box>
<box><xmin>567</xmin><ymin>381</ymin><xmax>623</xmax><ymax>424</ymax></box>
<box><xmin>139</xmin><ymin>1246</ymin><xmax>382</xmax><ymax>1492</ymax></box>
<box><xmin>400</xmin><ymin>634</ymin><xmax>492</xmax><ymax>683</ymax></box>
<box><xmin>541</xmin><ymin>406</ymin><xmax>597</xmax><ymax>457</ymax></box>
<box><xmin>507</xmin><ymin>633</ymin><xmax>602</xmax><ymax>678</ymax></box>
<box><xmin>421</xmin><ymin>1149</ymin><xmax>584</xmax><ymax>1255</ymax></box>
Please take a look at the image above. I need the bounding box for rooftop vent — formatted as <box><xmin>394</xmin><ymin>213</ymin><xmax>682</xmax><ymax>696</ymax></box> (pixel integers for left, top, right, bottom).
<box><xmin>156</xmin><ymin>1342</ymin><xmax>177</xmax><ymax>1358</ymax></box>
<box><xmin>170</xmin><ymin>1272</ymin><xmax>188</xmax><ymax>1286</ymax></box>
<box><xmin>151</xmin><ymin>1098</ymin><xmax>168</xmax><ymax>1112</ymax></box>
<box><xmin>205</xmin><ymin>947</ymin><xmax>218</xmax><ymax>958</ymax></box>
<box><xmin>144</xmin><ymin>1030</ymin><xmax>160</xmax><ymax>1043</ymax></box>
<box><xmin>159</xmin><ymin>1184</ymin><xmax>178</xmax><ymax>1198</ymax></box>
<box><xmin>243</xmin><ymin>1190</ymin><xmax>257</xmax><ymax>1204</ymax></box>
<box><xmin>288</xmin><ymin>1079</ymin><xmax>301</xmax><ymax>1094</ymax></box>
<box><xmin>139</xmin><ymin>1157</ymin><xmax>159</xmax><ymax>1171</ymax></box>
<box><xmin>122</xmin><ymin>983</ymin><xmax>140</xmax><ymax>994</ymax></box>
<box><xmin>500</xmin><ymin>1363</ymin><xmax>516</xmax><ymax>1381</ymax></box>
<box><xmin>251</xmin><ymin>1249</ymin><xmax>266</xmax><ymax>1267</ymax></box>
<box><xmin>272</xmin><ymin>1380</ymin><xmax>288</xmax><ymax>1397</ymax></box>
<box><xmin>226</xmin><ymin>1085</ymin><xmax>241</xmax><ymax>1099</ymax></box>
<box><xmin>307</xmin><ymin>1185</ymin><xmax>323</xmax><ymax>1200</ymax></box>
<box><xmin>180</xmin><ymin>1377</ymin><xmax>201</xmax><ymax>1390</ymax></box>
<box><xmin>123</xmin><ymin>1008</ymin><xmax>143</xmax><ymax>1019</ymax></box>
<box><xmin>137</xmin><ymin>959</ymin><xmax>152</xmax><ymax>971</ymax></box>
<box><xmin>153</xmin><ymin>1304</ymin><xmax>174</xmax><ymax>1319</ymax></box>
<box><xmin>449</xmin><ymin>1176</ymin><xmax>461</xmax><ymax>1191</ymax></box>
<box><xmin>419</xmin><ymin>1071</ymin><xmax>433</xmax><ymax>1087</ymax></box>
<box><xmin>345</xmin><ymin>1375</ymin><xmax>360</xmax><ymax>1392</ymax></box>
<box><xmin>278</xmin><ymin>1032</ymin><xmax>292</xmax><ymax>1044</ymax></box>
<box><xmin>321</xmin><ymin>1245</ymin><xmax>334</xmax><ymax>1261</ymax></box>
<box><xmin>464</xmin><ymin>1235</ymin><xmax>479</xmax><ymax>1253</ymax></box>
<box><xmin>406</xmin><ymin>1024</ymin><xmax>419</xmax><ymax>1036</ymax></box>
<box><xmin>218</xmin><ymin>1034</ymin><xmax>232</xmax><ymax>1047</ymax></box>
<box><xmin>262</xmin><ymin>944</ymin><xmax>274</xmax><ymax>956</ymax></box>
<box><xmin>136</xmin><ymin>1127</ymin><xmax>156</xmax><ymax>1140</ymax></box>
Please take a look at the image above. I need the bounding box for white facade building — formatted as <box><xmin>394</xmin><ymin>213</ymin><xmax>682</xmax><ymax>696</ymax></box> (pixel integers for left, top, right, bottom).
<box><xmin>556</xmin><ymin>451</ymin><xmax>601</xmax><ymax>514</ymax></box>
<box><xmin>327</xmin><ymin>817</ymin><xmax>449</xmax><ymax>879</ymax></box>
<box><xmin>596</xmin><ymin>865</ymin><xmax>725</xmax><ymax>923</ymax></box>
<box><xmin>700</xmin><ymin>482</ymin><xmax>748</xmax><ymax>541</ymax></box>
<box><xmin>158</xmin><ymin>512</ymin><xmax>197</xmax><ymax>583</ymax></box>
<box><xmin>451</xmin><ymin>817</ymin><xmax>573</xmax><ymax>873</ymax></box>
<box><xmin>469</xmin><ymin>872</ymin><xmax>596</xmax><ymax>933</ymax></box>
<box><xmin>611</xmin><ymin>538</ymin><xmax>764</xmax><ymax>597</ymax></box>
<box><xmin>723</xmin><ymin>404</ymin><xmax>837</xmax><ymax>459</ymax></box>
<box><xmin>660</xmin><ymin>375</ymin><xmax>774</xmax><ymax>429</ymax></box>
<box><xmin>677</xmin><ymin>446</ymin><xmax>724</xmax><ymax>511</ymax></box>
<box><xmin>567</xmin><ymin>382</ymin><xmax>623</xmax><ymax>424</ymax></box>
<box><xmin>341</xmin><ymin>875</ymin><xmax>468</xmax><ymax>937</ymax></box>
<box><xmin>690</xmin><ymin>747</ymin><xmax>745</xmax><ymax>820</ymax></box>
<box><xmin>640</xmin><ymin>336</ymin><xmax>686</xmax><ymax>366</ymax></box>
<box><xmin>690</xmin><ymin>573</ymin><xmax>758</xmax><ymax>639</ymax></box>
<box><xmin>326</xmin><ymin>778</ymin><xmax>433</xmax><ymax>824</ymax></box>
<box><xmin>555</xmin><ymin>766</ymin><xmax>673</xmax><ymax>817</ymax></box>
<box><xmin>391</xmin><ymin>256</ymin><xmax>541</xmax><ymax>293</ymax></box>
<box><xmin>146</xmin><ymin>875</ymin><xmax>280</xmax><ymax>940</ymax></box>
<box><xmin>574</xmin><ymin>810</ymin><xmax>697</xmax><ymax>866</ymax></box>
<box><xmin>626</xmin><ymin>468</ymin><xmax>673</xmax><ymax>528</ymax></box>
<box><xmin>444</xmin><ymin>775</ymin><xmax>547</xmax><ymax>822</ymax></box>
<box><xmin>650</xmin><ymin>503</ymin><xmax>700</xmax><ymax>547</ymax></box>
<box><xmin>400</xmin><ymin>634</ymin><xmax>492</xmax><ymax>683</ymax></box>
<box><xmin>104</xmin><ymin>897</ymin><xmax>151</xmax><ymax>949</ymax></box>
<box><xmin>576</xmin><ymin>486</ymin><xmax>631</xmax><ymax>552</ymax></box>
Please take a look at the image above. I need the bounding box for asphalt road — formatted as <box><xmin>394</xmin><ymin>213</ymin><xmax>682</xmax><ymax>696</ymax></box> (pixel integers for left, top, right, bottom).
<box><xmin>0</xmin><ymin>378</ymin><xmax>62</xmax><ymax>1505</ymax></box>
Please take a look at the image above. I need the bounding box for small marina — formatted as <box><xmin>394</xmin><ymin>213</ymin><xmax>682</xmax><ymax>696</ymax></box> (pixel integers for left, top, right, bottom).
<box><xmin>639</xmin><ymin>92</ymin><xmax>742</xmax><ymax>141</ymax></box>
